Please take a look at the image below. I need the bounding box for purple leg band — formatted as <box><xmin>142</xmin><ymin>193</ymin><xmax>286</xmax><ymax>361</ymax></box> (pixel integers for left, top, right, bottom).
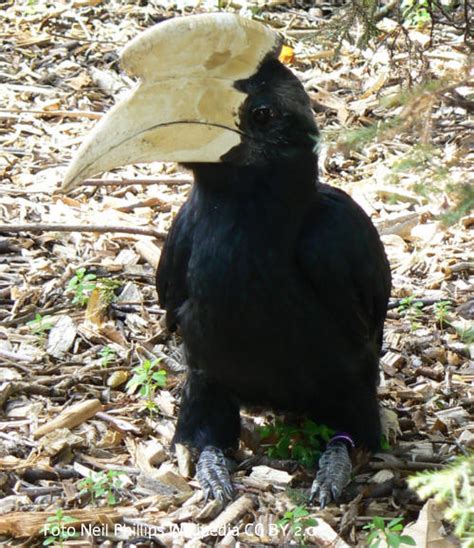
<box><xmin>329</xmin><ymin>432</ymin><xmax>355</xmax><ymax>449</ymax></box>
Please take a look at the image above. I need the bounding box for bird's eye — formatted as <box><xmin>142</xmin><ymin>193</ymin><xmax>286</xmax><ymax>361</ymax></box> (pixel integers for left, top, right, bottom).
<box><xmin>251</xmin><ymin>106</ymin><xmax>274</xmax><ymax>126</ymax></box>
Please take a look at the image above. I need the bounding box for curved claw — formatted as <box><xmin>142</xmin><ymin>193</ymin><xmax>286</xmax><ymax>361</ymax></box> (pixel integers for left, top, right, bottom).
<box><xmin>309</xmin><ymin>441</ymin><xmax>352</xmax><ymax>509</ymax></box>
<box><xmin>196</xmin><ymin>446</ymin><xmax>234</xmax><ymax>503</ymax></box>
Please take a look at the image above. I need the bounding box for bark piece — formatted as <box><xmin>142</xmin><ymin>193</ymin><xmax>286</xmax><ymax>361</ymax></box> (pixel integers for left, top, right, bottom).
<box><xmin>33</xmin><ymin>399</ymin><xmax>103</xmax><ymax>439</ymax></box>
<box><xmin>249</xmin><ymin>465</ymin><xmax>293</xmax><ymax>487</ymax></box>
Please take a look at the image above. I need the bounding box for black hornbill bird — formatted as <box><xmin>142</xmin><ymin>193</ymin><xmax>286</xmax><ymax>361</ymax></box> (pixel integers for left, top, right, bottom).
<box><xmin>63</xmin><ymin>14</ymin><xmax>391</xmax><ymax>507</ymax></box>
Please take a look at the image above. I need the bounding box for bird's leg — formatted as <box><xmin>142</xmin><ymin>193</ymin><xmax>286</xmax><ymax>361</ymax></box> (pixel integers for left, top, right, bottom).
<box><xmin>173</xmin><ymin>371</ymin><xmax>240</xmax><ymax>503</ymax></box>
<box><xmin>309</xmin><ymin>432</ymin><xmax>354</xmax><ymax>509</ymax></box>
<box><xmin>196</xmin><ymin>445</ymin><xmax>234</xmax><ymax>503</ymax></box>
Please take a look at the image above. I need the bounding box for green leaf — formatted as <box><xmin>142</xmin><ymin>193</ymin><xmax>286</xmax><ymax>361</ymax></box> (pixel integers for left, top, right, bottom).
<box><xmin>368</xmin><ymin>536</ymin><xmax>381</xmax><ymax>548</ymax></box>
<box><xmin>152</xmin><ymin>370</ymin><xmax>167</xmax><ymax>386</ymax></box>
<box><xmin>292</xmin><ymin>506</ymin><xmax>309</xmax><ymax>518</ymax></box>
<box><xmin>386</xmin><ymin>532</ymin><xmax>402</xmax><ymax>547</ymax></box>
<box><xmin>399</xmin><ymin>535</ymin><xmax>417</xmax><ymax>545</ymax></box>
<box><xmin>373</xmin><ymin>516</ymin><xmax>385</xmax><ymax>530</ymax></box>
<box><xmin>366</xmin><ymin>530</ymin><xmax>378</xmax><ymax>541</ymax></box>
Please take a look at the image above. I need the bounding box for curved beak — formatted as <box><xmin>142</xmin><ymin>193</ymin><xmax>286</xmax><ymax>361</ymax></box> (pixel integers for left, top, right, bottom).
<box><xmin>62</xmin><ymin>14</ymin><xmax>281</xmax><ymax>191</ymax></box>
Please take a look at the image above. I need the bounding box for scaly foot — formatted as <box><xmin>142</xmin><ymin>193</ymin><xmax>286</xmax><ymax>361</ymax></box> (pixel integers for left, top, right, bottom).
<box><xmin>310</xmin><ymin>437</ymin><xmax>352</xmax><ymax>508</ymax></box>
<box><xmin>196</xmin><ymin>446</ymin><xmax>234</xmax><ymax>503</ymax></box>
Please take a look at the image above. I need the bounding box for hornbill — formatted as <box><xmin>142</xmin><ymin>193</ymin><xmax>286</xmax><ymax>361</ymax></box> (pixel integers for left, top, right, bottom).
<box><xmin>63</xmin><ymin>13</ymin><xmax>391</xmax><ymax>507</ymax></box>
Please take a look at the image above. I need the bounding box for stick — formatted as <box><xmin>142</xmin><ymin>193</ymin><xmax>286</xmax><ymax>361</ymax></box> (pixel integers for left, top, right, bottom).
<box><xmin>0</xmin><ymin>224</ymin><xmax>166</xmax><ymax>239</ymax></box>
<box><xmin>34</xmin><ymin>399</ymin><xmax>103</xmax><ymax>439</ymax></box>
<box><xmin>82</xmin><ymin>177</ymin><xmax>192</xmax><ymax>186</ymax></box>
<box><xmin>197</xmin><ymin>495</ymin><xmax>256</xmax><ymax>540</ymax></box>
<box><xmin>369</xmin><ymin>460</ymin><xmax>444</xmax><ymax>471</ymax></box>
<box><xmin>0</xmin><ymin>348</ymin><xmax>36</xmax><ymax>363</ymax></box>
<box><xmin>0</xmin><ymin>108</ymin><xmax>102</xmax><ymax>119</ymax></box>
<box><xmin>135</xmin><ymin>240</ymin><xmax>162</xmax><ymax>269</ymax></box>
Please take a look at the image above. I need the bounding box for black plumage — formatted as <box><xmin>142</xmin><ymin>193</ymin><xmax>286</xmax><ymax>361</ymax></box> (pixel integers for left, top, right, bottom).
<box><xmin>156</xmin><ymin>58</ymin><xmax>391</xmax><ymax>503</ymax></box>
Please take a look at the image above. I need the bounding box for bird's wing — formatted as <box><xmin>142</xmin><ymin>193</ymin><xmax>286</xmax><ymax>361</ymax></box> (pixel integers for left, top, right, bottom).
<box><xmin>156</xmin><ymin>200</ymin><xmax>194</xmax><ymax>331</ymax></box>
<box><xmin>298</xmin><ymin>184</ymin><xmax>391</xmax><ymax>349</ymax></box>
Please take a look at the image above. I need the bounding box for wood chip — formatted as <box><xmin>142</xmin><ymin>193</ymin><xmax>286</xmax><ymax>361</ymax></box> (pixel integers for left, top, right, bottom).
<box><xmin>249</xmin><ymin>465</ymin><xmax>293</xmax><ymax>487</ymax></box>
<box><xmin>34</xmin><ymin>399</ymin><xmax>103</xmax><ymax>439</ymax></box>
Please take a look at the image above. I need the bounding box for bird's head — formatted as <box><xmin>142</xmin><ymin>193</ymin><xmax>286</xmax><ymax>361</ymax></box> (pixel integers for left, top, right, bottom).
<box><xmin>224</xmin><ymin>57</ymin><xmax>318</xmax><ymax>167</ymax></box>
<box><xmin>62</xmin><ymin>13</ymin><xmax>319</xmax><ymax>192</ymax></box>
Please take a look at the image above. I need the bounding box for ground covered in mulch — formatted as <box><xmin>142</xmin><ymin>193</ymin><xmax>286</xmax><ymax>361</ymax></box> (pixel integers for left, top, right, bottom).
<box><xmin>0</xmin><ymin>0</ymin><xmax>473</xmax><ymax>546</ymax></box>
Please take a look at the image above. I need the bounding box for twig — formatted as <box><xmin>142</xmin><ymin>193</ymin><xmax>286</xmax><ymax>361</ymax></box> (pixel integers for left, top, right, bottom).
<box><xmin>374</xmin><ymin>0</ymin><xmax>399</xmax><ymax>22</ymax></box>
<box><xmin>18</xmin><ymin>486</ymin><xmax>63</xmax><ymax>497</ymax></box>
<box><xmin>369</xmin><ymin>460</ymin><xmax>444</xmax><ymax>471</ymax></box>
<box><xmin>0</xmin><ymin>108</ymin><xmax>102</xmax><ymax>120</ymax></box>
<box><xmin>0</xmin><ymin>348</ymin><xmax>36</xmax><ymax>363</ymax></box>
<box><xmin>0</xmin><ymin>304</ymin><xmax>74</xmax><ymax>327</ymax></box>
<box><xmin>45</xmin><ymin>31</ymin><xmax>126</xmax><ymax>45</ymax></box>
<box><xmin>387</xmin><ymin>297</ymin><xmax>454</xmax><ymax>310</ymax></box>
<box><xmin>82</xmin><ymin>177</ymin><xmax>192</xmax><ymax>187</ymax></box>
<box><xmin>34</xmin><ymin>399</ymin><xmax>103</xmax><ymax>439</ymax></box>
<box><xmin>445</xmin><ymin>261</ymin><xmax>473</xmax><ymax>274</ymax></box>
<box><xmin>0</xmin><ymin>224</ymin><xmax>166</xmax><ymax>240</ymax></box>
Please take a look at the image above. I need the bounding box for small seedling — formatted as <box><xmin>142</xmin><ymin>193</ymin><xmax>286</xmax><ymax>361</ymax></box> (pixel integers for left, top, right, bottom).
<box><xmin>67</xmin><ymin>268</ymin><xmax>97</xmax><ymax>306</ymax></box>
<box><xmin>278</xmin><ymin>505</ymin><xmax>317</xmax><ymax>541</ymax></box>
<box><xmin>96</xmin><ymin>278</ymin><xmax>121</xmax><ymax>304</ymax></box>
<box><xmin>363</xmin><ymin>516</ymin><xmax>415</xmax><ymax>548</ymax></box>
<box><xmin>433</xmin><ymin>300</ymin><xmax>453</xmax><ymax>330</ymax></box>
<box><xmin>126</xmin><ymin>358</ymin><xmax>167</xmax><ymax>413</ymax></box>
<box><xmin>42</xmin><ymin>509</ymin><xmax>78</xmax><ymax>546</ymax></box>
<box><xmin>27</xmin><ymin>313</ymin><xmax>54</xmax><ymax>346</ymax></box>
<box><xmin>401</xmin><ymin>0</ymin><xmax>431</xmax><ymax>26</ymax></box>
<box><xmin>409</xmin><ymin>455</ymin><xmax>473</xmax><ymax>545</ymax></box>
<box><xmin>78</xmin><ymin>470</ymin><xmax>124</xmax><ymax>506</ymax></box>
<box><xmin>398</xmin><ymin>296</ymin><xmax>424</xmax><ymax>331</ymax></box>
<box><xmin>454</xmin><ymin>322</ymin><xmax>474</xmax><ymax>344</ymax></box>
<box><xmin>260</xmin><ymin>419</ymin><xmax>334</xmax><ymax>468</ymax></box>
<box><xmin>380</xmin><ymin>434</ymin><xmax>391</xmax><ymax>451</ymax></box>
<box><xmin>27</xmin><ymin>313</ymin><xmax>54</xmax><ymax>335</ymax></box>
<box><xmin>99</xmin><ymin>345</ymin><xmax>116</xmax><ymax>368</ymax></box>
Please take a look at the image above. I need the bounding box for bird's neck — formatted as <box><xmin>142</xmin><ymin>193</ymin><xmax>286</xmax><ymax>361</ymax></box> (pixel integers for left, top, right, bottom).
<box><xmin>189</xmin><ymin>153</ymin><xmax>319</xmax><ymax>207</ymax></box>
<box><xmin>186</xmin><ymin>155</ymin><xmax>319</xmax><ymax>251</ymax></box>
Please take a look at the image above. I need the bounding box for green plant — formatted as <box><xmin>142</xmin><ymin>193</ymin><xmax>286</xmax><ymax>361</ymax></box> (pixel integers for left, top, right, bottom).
<box><xmin>398</xmin><ymin>296</ymin><xmax>424</xmax><ymax>331</ymax></box>
<box><xmin>99</xmin><ymin>345</ymin><xmax>116</xmax><ymax>368</ymax></box>
<box><xmin>441</xmin><ymin>183</ymin><xmax>474</xmax><ymax>226</ymax></box>
<box><xmin>340</xmin><ymin>117</ymin><xmax>401</xmax><ymax>151</ymax></box>
<box><xmin>455</xmin><ymin>323</ymin><xmax>474</xmax><ymax>344</ymax></box>
<box><xmin>96</xmin><ymin>278</ymin><xmax>121</xmax><ymax>304</ymax></box>
<box><xmin>433</xmin><ymin>300</ymin><xmax>453</xmax><ymax>330</ymax></box>
<box><xmin>408</xmin><ymin>454</ymin><xmax>474</xmax><ymax>545</ymax></box>
<box><xmin>42</xmin><ymin>509</ymin><xmax>78</xmax><ymax>546</ymax></box>
<box><xmin>126</xmin><ymin>358</ymin><xmax>167</xmax><ymax>413</ymax></box>
<box><xmin>67</xmin><ymin>268</ymin><xmax>97</xmax><ymax>306</ymax></box>
<box><xmin>78</xmin><ymin>470</ymin><xmax>125</xmax><ymax>506</ymax></box>
<box><xmin>392</xmin><ymin>144</ymin><xmax>434</xmax><ymax>173</ymax></box>
<box><xmin>278</xmin><ymin>505</ymin><xmax>317</xmax><ymax>541</ymax></box>
<box><xmin>27</xmin><ymin>313</ymin><xmax>54</xmax><ymax>335</ymax></box>
<box><xmin>380</xmin><ymin>434</ymin><xmax>391</xmax><ymax>450</ymax></box>
<box><xmin>27</xmin><ymin>313</ymin><xmax>54</xmax><ymax>345</ymax></box>
<box><xmin>401</xmin><ymin>0</ymin><xmax>431</xmax><ymax>26</ymax></box>
<box><xmin>363</xmin><ymin>516</ymin><xmax>416</xmax><ymax>548</ymax></box>
<box><xmin>260</xmin><ymin>419</ymin><xmax>334</xmax><ymax>468</ymax></box>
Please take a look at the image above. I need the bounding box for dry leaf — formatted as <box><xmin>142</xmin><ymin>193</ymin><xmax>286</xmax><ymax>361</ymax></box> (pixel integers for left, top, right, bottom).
<box><xmin>403</xmin><ymin>500</ymin><xmax>457</xmax><ymax>547</ymax></box>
